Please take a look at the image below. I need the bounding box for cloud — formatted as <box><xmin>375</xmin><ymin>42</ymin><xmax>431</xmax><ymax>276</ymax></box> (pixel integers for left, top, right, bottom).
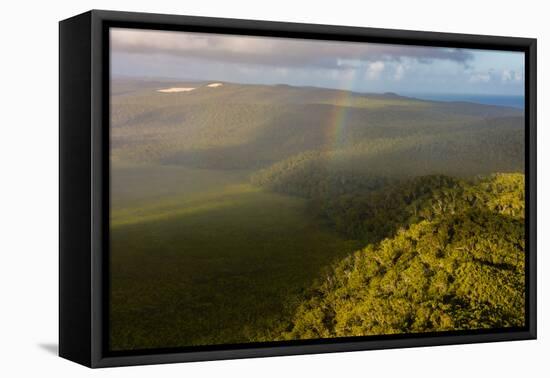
<box><xmin>393</xmin><ymin>63</ymin><xmax>406</xmax><ymax>81</ymax></box>
<box><xmin>111</xmin><ymin>28</ymin><xmax>475</xmax><ymax>70</ymax></box>
<box><xmin>467</xmin><ymin>68</ymin><xmax>524</xmax><ymax>85</ymax></box>
<box><xmin>469</xmin><ymin>72</ymin><xmax>492</xmax><ymax>83</ymax></box>
<box><xmin>366</xmin><ymin>61</ymin><xmax>385</xmax><ymax>79</ymax></box>
<box><xmin>501</xmin><ymin>69</ymin><xmax>523</xmax><ymax>83</ymax></box>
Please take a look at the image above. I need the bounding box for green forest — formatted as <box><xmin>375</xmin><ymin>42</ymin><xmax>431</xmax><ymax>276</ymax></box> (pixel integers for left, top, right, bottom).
<box><xmin>109</xmin><ymin>79</ymin><xmax>525</xmax><ymax>350</ymax></box>
<box><xmin>285</xmin><ymin>173</ymin><xmax>525</xmax><ymax>339</ymax></box>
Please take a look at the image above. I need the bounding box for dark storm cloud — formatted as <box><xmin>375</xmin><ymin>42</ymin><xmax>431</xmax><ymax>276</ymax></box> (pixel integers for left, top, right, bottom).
<box><xmin>111</xmin><ymin>28</ymin><xmax>474</xmax><ymax>69</ymax></box>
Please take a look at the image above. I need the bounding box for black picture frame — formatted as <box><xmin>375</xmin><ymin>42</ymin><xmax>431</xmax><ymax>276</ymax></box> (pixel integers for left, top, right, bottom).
<box><xmin>59</xmin><ymin>9</ymin><xmax>537</xmax><ymax>368</ymax></box>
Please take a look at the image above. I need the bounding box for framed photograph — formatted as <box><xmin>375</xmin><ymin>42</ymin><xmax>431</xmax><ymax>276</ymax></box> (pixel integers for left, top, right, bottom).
<box><xmin>59</xmin><ymin>10</ymin><xmax>536</xmax><ymax>368</ymax></box>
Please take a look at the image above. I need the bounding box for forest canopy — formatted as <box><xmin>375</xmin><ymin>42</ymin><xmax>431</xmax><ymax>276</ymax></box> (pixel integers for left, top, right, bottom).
<box><xmin>285</xmin><ymin>173</ymin><xmax>525</xmax><ymax>339</ymax></box>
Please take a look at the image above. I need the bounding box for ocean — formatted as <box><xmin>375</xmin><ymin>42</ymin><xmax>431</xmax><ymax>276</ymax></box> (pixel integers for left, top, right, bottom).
<box><xmin>404</xmin><ymin>93</ymin><xmax>525</xmax><ymax>109</ymax></box>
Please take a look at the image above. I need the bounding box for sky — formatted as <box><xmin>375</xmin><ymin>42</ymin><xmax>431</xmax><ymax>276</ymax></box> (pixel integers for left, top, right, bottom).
<box><xmin>110</xmin><ymin>28</ymin><xmax>525</xmax><ymax>96</ymax></box>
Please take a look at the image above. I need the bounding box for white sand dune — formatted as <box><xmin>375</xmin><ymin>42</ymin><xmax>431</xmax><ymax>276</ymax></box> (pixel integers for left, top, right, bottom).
<box><xmin>207</xmin><ymin>83</ymin><xmax>223</xmax><ymax>88</ymax></box>
<box><xmin>157</xmin><ymin>87</ymin><xmax>196</xmax><ymax>93</ymax></box>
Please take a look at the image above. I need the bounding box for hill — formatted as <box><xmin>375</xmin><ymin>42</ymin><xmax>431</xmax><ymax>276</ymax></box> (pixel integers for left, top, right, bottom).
<box><xmin>285</xmin><ymin>173</ymin><xmax>525</xmax><ymax>339</ymax></box>
<box><xmin>111</xmin><ymin>79</ymin><xmax>524</xmax><ymax>175</ymax></box>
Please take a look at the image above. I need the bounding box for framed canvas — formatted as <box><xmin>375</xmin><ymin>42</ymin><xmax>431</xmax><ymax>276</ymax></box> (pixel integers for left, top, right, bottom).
<box><xmin>59</xmin><ymin>10</ymin><xmax>537</xmax><ymax>368</ymax></box>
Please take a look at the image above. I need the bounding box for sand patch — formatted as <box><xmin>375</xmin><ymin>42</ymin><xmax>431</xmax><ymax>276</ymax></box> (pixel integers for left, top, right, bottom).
<box><xmin>207</xmin><ymin>83</ymin><xmax>223</xmax><ymax>88</ymax></box>
<box><xmin>157</xmin><ymin>87</ymin><xmax>196</xmax><ymax>93</ymax></box>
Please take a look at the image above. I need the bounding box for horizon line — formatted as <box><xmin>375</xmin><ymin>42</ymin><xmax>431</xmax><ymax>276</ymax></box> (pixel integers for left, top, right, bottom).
<box><xmin>110</xmin><ymin>74</ymin><xmax>525</xmax><ymax>99</ymax></box>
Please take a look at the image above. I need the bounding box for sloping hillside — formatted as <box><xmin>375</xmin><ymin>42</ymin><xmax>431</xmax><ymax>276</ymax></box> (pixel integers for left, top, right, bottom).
<box><xmin>111</xmin><ymin>79</ymin><xmax>524</xmax><ymax>174</ymax></box>
<box><xmin>285</xmin><ymin>173</ymin><xmax>525</xmax><ymax>339</ymax></box>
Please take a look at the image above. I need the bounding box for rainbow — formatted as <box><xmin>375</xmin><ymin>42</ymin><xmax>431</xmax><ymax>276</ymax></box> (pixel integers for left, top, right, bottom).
<box><xmin>323</xmin><ymin>69</ymin><xmax>360</xmax><ymax>156</ymax></box>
